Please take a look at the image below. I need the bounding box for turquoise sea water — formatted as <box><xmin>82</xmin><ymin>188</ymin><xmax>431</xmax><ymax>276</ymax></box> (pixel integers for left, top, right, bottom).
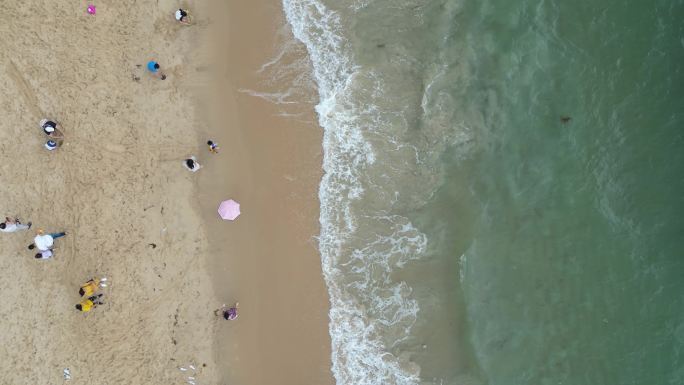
<box><xmin>283</xmin><ymin>0</ymin><xmax>684</xmax><ymax>383</ymax></box>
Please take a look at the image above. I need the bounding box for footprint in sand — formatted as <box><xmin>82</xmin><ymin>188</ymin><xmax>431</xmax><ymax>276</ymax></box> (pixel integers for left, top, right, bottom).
<box><xmin>103</xmin><ymin>144</ymin><xmax>127</xmax><ymax>154</ymax></box>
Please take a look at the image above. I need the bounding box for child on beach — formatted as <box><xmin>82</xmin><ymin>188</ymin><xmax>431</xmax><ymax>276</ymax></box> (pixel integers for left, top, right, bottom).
<box><xmin>183</xmin><ymin>156</ymin><xmax>202</xmax><ymax>172</ymax></box>
<box><xmin>147</xmin><ymin>60</ymin><xmax>167</xmax><ymax>80</ymax></box>
<box><xmin>0</xmin><ymin>217</ymin><xmax>31</xmax><ymax>232</ymax></box>
<box><xmin>76</xmin><ymin>294</ymin><xmax>104</xmax><ymax>312</ymax></box>
<box><xmin>214</xmin><ymin>302</ymin><xmax>239</xmax><ymax>320</ymax></box>
<box><xmin>207</xmin><ymin>140</ymin><xmax>219</xmax><ymax>154</ymax></box>
<box><xmin>79</xmin><ymin>278</ymin><xmax>107</xmax><ymax>297</ymax></box>
<box><xmin>175</xmin><ymin>9</ymin><xmax>191</xmax><ymax>25</ymax></box>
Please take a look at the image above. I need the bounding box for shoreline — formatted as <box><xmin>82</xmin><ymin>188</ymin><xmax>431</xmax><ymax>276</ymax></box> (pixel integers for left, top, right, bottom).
<box><xmin>198</xmin><ymin>1</ymin><xmax>334</xmax><ymax>384</ymax></box>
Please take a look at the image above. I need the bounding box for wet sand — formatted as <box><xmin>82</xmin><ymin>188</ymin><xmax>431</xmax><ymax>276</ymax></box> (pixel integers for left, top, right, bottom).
<box><xmin>197</xmin><ymin>1</ymin><xmax>334</xmax><ymax>384</ymax></box>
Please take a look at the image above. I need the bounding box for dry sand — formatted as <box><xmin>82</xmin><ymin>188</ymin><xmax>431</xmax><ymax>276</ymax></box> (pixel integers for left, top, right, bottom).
<box><xmin>0</xmin><ymin>0</ymin><xmax>331</xmax><ymax>384</ymax></box>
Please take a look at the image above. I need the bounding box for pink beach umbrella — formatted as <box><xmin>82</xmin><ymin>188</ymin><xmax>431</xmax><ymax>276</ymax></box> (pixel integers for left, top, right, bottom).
<box><xmin>218</xmin><ymin>199</ymin><xmax>241</xmax><ymax>221</ymax></box>
<box><xmin>87</xmin><ymin>4</ymin><xmax>96</xmax><ymax>15</ymax></box>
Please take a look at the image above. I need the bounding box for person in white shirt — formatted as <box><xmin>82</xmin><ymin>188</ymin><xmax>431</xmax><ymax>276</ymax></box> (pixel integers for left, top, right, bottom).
<box><xmin>34</xmin><ymin>249</ymin><xmax>53</xmax><ymax>260</ymax></box>
<box><xmin>0</xmin><ymin>217</ymin><xmax>31</xmax><ymax>233</ymax></box>
<box><xmin>29</xmin><ymin>231</ymin><xmax>66</xmax><ymax>251</ymax></box>
<box><xmin>175</xmin><ymin>9</ymin><xmax>191</xmax><ymax>25</ymax></box>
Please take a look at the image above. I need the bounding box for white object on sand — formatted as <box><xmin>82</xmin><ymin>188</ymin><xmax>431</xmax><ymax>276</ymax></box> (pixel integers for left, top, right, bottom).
<box><xmin>34</xmin><ymin>234</ymin><xmax>54</xmax><ymax>251</ymax></box>
<box><xmin>217</xmin><ymin>199</ymin><xmax>241</xmax><ymax>221</ymax></box>
<box><xmin>63</xmin><ymin>368</ymin><xmax>71</xmax><ymax>380</ymax></box>
<box><xmin>189</xmin><ymin>365</ymin><xmax>196</xmax><ymax>371</ymax></box>
<box><xmin>179</xmin><ymin>367</ymin><xmax>187</xmax><ymax>372</ymax></box>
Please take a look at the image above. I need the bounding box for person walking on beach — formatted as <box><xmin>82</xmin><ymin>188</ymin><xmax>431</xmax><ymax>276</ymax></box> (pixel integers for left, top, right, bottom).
<box><xmin>75</xmin><ymin>294</ymin><xmax>104</xmax><ymax>312</ymax></box>
<box><xmin>207</xmin><ymin>140</ymin><xmax>219</xmax><ymax>154</ymax></box>
<box><xmin>79</xmin><ymin>278</ymin><xmax>107</xmax><ymax>297</ymax></box>
<box><xmin>147</xmin><ymin>60</ymin><xmax>167</xmax><ymax>80</ymax></box>
<box><xmin>183</xmin><ymin>156</ymin><xmax>202</xmax><ymax>172</ymax></box>
<box><xmin>175</xmin><ymin>9</ymin><xmax>191</xmax><ymax>25</ymax></box>
<box><xmin>0</xmin><ymin>217</ymin><xmax>31</xmax><ymax>233</ymax></box>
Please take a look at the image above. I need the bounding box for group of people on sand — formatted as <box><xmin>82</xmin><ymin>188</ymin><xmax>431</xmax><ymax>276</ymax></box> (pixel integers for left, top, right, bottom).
<box><xmin>76</xmin><ymin>278</ymin><xmax>108</xmax><ymax>312</ymax></box>
<box><xmin>2</xmin><ymin>216</ymin><xmax>66</xmax><ymax>260</ymax></box>
<box><xmin>3</xmin><ymin>7</ymin><xmax>239</xmax><ymax>322</ymax></box>
<box><xmin>1</xmin><ymin>216</ymin><xmax>105</xmax><ymax>310</ymax></box>
<box><xmin>41</xmin><ymin>119</ymin><xmax>64</xmax><ymax>150</ymax></box>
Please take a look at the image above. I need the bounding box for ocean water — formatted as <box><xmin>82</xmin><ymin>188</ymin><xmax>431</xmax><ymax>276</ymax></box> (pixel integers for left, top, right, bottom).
<box><xmin>281</xmin><ymin>0</ymin><xmax>684</xmax><ymax>384</ymax></box>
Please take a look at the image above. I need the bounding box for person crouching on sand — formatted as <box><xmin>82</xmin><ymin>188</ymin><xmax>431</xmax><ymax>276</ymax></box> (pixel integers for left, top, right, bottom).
<box><xmin>214</xmin><ymin>302</ymin><xmax>239</xmax><ymax>320</ymax></box>
<box><xmin>29</xmin><ymin>243</ymin><xmax>55</xmax><ymax>260</ymax></box>
<box><xmin>183</xmin><ymin>156</ymin><xmax>202</xmax><ymax>172</ymax></box>
<box><xmin>40</xmin><ymin>119</ymin><xmax>64</xmax><ymax>150</ymax></box>
<box><xmin>76</xmin><ymin>294</ymin><xmax>104</xmax><ymax>312</ymax></box>
<box><xmin>147</xmin><ymin>60</ymin><xmax>167</xmax><ymax>80</ymax></box>
<box><xmin>79</xmin><ymin>278</ymin><xmax>107</xmax><ymax>297</ymax></box>
<box><xmin>175</xmin><ymin>9</ymin><xmax>191</xmax><ymax>25</ymax></box>
<box><xmin>34</xmin><ymin>249</ymin><xmax>53</xmax><ymax>260</ymax></box>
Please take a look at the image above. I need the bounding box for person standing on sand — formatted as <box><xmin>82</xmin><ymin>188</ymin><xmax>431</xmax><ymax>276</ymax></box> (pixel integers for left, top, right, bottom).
<box><xmin>75</xmin><ymin>294</ymin><xmax>104</xmax><ymax>312</ymax></box>
<box><xmin>183</xmin><ymin>156</ymin><xmax>202</xmax><ymax>172</ymax></box>
<box><xmin>0</xmin><ymin>217</ymin><xmax>31</xmax><ymax>233</ymax></box>
<box><xmin>147</xmin><ymin>60</ymin><xmax>167</xmax><ymax>80</ymax></box>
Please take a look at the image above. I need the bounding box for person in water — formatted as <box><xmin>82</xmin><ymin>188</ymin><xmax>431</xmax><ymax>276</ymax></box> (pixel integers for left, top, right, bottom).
<box><xmin>183</xmin><ymin>156</ymin><xmax>202</xmax><ymax>172</ymax></box>
<box><xmin>76</xmin><ymin>294</ymin><xmax>104</xmax><ymax>312</ymax></box>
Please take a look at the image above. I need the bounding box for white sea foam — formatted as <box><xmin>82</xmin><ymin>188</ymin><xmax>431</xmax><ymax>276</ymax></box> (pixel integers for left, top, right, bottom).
<box><xmin>281</xmin><ymin>1</ymin><xmax>477</xmax><ymax>383</ymax></box>
<box><xmin>283</xmin><ymin>1</ymin><xmax>427</xmax><ymax>383</ymax></box>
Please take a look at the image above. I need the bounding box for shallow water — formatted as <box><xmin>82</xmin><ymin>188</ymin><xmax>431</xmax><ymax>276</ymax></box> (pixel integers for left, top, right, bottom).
<box><xmin>282</xmin><ymin>0</ymin><xmax>684</xmax><ymax>383</ymax></box>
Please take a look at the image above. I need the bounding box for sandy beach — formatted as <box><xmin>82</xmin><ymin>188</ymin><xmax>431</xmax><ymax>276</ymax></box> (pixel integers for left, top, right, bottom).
<box><xmin>0</xmin><ymin>1</ymin><xmax>332</xmax><ymax>384</ymax></box>
<box><xmin>199</xmin><ymin>1</ymin><xmax>334</xmax><ymax>384</ymax></box>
